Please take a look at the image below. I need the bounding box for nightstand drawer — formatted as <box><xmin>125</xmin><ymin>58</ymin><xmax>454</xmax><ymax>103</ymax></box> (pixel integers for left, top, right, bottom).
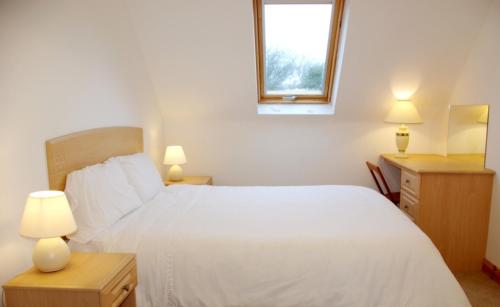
<box><xmin>400</xmin><ymin>191</ymin><xmax>419</xmax><ymax>221</ymax></box>
<box><xmin>3</xmin><ymin>253</ymin><xmax>137</xmax><ymax>307</ymax></box>
<box><xmin>102</xmin><ymin>259</ymin><xmax>137</xmax><ymax>307</ymax></box>
<box><xmin>401</xmin><ymin>170</ymin><xmax>420</xmax><ymax>197</ymax></box>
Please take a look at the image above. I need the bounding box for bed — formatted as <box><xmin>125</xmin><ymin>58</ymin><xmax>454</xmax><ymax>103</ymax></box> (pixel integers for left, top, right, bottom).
<box><xmin>46</xmin><ymin>127</ymin><xmax>470</xmax><ymax>307</ymax></box>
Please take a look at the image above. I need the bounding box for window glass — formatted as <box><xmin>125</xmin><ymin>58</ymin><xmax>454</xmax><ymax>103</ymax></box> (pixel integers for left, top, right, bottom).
<box><xmin>264</xmin><ymin>4</ymin><xmax>333</xmax><ymax>95</ymax></box>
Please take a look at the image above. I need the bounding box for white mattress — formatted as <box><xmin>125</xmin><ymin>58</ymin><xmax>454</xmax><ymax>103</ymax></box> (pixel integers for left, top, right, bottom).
<box><xmin>70</xmin><ymin>185</ymin><xmax>470</xmax><ymax>307</ymax></box>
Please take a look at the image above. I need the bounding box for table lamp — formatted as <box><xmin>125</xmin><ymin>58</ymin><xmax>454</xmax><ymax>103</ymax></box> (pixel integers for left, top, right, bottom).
<box><xmin>385</xmin><ymin>99</ymin><xmax>423</xmax><ymax>158</ymax></box>
<box><xmin>19</xmin><ymin>191</ymin><xmax>77</xmax><ymax>272</ymax></box>
<box><xmin>164</xmin><ymin>145</ymin><xmax>187</xmax><ymax>181</ymax></box>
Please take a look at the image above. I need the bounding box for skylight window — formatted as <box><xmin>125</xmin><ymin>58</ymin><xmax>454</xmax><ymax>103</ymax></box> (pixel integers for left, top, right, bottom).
<box><xmin>253</xmin><ymin>0</ymin><xmax>345</xmax><ymax>104</ymax></box>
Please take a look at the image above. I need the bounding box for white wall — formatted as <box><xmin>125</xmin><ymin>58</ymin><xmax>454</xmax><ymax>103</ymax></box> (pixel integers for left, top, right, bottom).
<box><xmin>448</xmin><ymin>0</ymin><xmax>500</xmax><ymax>266</ymax></box>
<box><xmin>0</xmin><ymin>0</ymin><xmax>164</xmax><ymax>302</ymax></box>
<box><xmin>125</xmin><ymin>0</ymin><xmax>490</xmax><ymax>187</ymax></box>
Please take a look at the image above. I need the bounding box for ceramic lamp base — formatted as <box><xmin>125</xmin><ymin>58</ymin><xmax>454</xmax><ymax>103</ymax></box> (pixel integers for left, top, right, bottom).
<box><xmin>168</xmin><ymin>164</ymin><xmax>184</xmax><ymax>182</ymax></box>
<box><xmin>395</xmin><ymin>124</ymin><xmax>410</xmax><ymax>159</ymax></box>
<box><xmin>33</xmin><ymin>237</ymin><xmax>70</xmax><ymax>272</ymax></box>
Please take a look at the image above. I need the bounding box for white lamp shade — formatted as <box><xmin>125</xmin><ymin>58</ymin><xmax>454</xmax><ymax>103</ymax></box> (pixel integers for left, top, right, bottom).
<box><xmin>385</xmin><ymin>100</ymin><xmax>423</xmax><ymax>124</ymax></box>
<box><xmin>164</xmin><ymin>145</ymin><xmax>187</xmax><ymax>165</ymax></box>
<box><xmin>19</xmin><ymin>191</ymin><xmax>77</xmax><ymax>238</ymax></box>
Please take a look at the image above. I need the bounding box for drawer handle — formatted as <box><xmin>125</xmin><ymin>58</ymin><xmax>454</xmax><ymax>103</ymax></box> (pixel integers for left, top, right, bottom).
<box><xmin>112</xmin><ymin>284</ymin><xmax>133</xmax><ymax>307</ymax></box>
<box><xmin>112</xmin><ymin>273</ymin><xmax>132</xmax><ymax>295</ymax></box>
<box><xmin>111</xmin><ymin>273</ymin><xmax>134</xmax><ymax>307</ymax></box>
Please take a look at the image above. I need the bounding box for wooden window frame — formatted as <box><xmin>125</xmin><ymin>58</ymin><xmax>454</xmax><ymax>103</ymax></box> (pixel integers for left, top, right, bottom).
<box><xmin>253</xmin><ymin>0</ymin><xmax>345</xmax><ymax>104</ymax></box>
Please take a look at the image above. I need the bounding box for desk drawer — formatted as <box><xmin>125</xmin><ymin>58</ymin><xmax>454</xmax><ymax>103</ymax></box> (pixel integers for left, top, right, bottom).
<box><xmin>400</xmin><ymin>191</ymin><xmax>419</xmax><ymax>221</ymax></box>
<box><xmin>401</xmin><ymin>170</ymin><xmax>420</xmax><ymax>197</ymax></box>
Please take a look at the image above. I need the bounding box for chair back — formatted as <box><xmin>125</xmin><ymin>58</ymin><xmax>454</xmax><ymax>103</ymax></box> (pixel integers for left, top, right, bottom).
<box><xmin>366</xmin><ymin>161</ymin><xmax>396</xmax><ymax>203</ymax></box>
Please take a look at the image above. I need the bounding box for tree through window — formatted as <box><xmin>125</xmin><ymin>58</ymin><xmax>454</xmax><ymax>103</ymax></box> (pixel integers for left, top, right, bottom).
<box><xmin>253</xmin><ymin>0</ymin><xmax>345</xmax><ymax>103</ymax></box>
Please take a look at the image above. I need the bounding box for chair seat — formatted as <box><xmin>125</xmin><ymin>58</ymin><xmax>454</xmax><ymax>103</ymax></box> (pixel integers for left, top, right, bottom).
<box><xmin>384</xmin><ymin>192</ymin><xmax>400</xmax><ymax>205</ymax></box>
<box><xmin>366</xmin><ymin>161</ymin><xmax>400</xmax><ymax>207</ymax></box>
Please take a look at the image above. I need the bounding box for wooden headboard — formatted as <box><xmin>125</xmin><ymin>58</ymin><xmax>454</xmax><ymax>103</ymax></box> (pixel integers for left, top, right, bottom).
<box><xmin>46</xmin><ymin>127</ymin><xmax>143</xmax><ymax>191</ymax></box>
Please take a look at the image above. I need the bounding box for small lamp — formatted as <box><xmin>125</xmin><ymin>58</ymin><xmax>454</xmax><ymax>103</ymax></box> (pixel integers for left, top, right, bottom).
<box><xmin>164</xmin><ymin>145</ymin><xmax>187</xmax><ymax>181</ymax></box>
<box><xmin>19</xmin><ymin>191</ymin><xmax>77</xmax><ymax>272</ymax></box>
<box><xmin>385</xmin><ymin>99</ymin><xmax>423</xmax><ymax>158</ymax></box>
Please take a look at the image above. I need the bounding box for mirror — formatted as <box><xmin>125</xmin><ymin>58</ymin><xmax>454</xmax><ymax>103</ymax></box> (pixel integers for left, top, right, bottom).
<box><xmin>447</xmin><ymin>104</ymin><xmax>489</xmax><ymax>165</ymax></box>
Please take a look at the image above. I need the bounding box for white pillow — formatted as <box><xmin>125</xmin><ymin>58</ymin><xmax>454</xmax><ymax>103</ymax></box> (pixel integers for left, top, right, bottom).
<box><xmin>112</xmin><ymin>153</ymin><xmax>164</xmax><ymax>202</ymax></box>
<box><xmin>65</xmin><ymin>159</ymin><xmax>142</xmax><ymax>243</ymax></box>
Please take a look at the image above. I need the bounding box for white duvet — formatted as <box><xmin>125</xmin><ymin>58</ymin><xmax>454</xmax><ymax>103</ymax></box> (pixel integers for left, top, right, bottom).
<box><xmin>70</xmin><ymin>185</ymin><xmax>470</xmax><ymax>307</ymax></box>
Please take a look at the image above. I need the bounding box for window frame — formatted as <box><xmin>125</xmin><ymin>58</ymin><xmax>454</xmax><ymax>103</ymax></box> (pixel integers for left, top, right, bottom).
<box><xmin>253</xmin><ymin>0</ymin><xmax>345</xmax><ymax>104</ymax></box>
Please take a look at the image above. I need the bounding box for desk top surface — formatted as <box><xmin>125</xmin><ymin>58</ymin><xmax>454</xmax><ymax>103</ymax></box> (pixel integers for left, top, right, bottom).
<box><xmin>381</xmin><ymin>154</ymin><xmax>495</xmax><ymax>175</ymax></box>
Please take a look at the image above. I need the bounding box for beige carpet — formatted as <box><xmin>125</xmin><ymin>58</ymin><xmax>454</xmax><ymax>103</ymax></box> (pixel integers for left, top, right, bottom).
<box><xmin>455</xmin><ymin>272</ymin><xmax>500</xmax><ymax>307</ymax></box>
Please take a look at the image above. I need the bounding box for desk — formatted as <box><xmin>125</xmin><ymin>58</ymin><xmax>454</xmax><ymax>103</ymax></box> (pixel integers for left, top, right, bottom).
<box><xmin>381</xmin><ymin>154</ymin><xmax>495</xmax><ymax>272</ymax></box>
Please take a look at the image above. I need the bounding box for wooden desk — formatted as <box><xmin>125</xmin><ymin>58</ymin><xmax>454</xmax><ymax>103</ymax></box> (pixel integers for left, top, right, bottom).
<box><xmin>381</xmin><ymin>154</ymin><xmax>495</xmax><ymax>272</ymax></box>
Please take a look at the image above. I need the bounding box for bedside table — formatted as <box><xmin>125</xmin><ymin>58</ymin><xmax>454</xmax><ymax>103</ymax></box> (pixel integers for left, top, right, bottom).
<box><xmin>164</xmin><ymin>176</ymin><xmax>213</xmax><ymax>186</ymax></box>
<box><xmin>3</xmin><ymin>253</ymin><xmax>137</xmax><ymax>307</ymax></box>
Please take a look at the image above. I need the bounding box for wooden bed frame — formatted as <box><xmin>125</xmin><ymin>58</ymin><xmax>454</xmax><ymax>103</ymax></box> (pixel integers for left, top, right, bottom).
<box><xmin>45</xmin><ymin>127</ymin><xmax>143</xmax><ymax>191</ymax></box>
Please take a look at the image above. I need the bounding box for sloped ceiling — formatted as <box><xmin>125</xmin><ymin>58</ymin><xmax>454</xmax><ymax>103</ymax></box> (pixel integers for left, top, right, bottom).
<box><xmin>124</xmin><ymin>0</ymin><xmax>493</xmax><ymax>185</ymax></box>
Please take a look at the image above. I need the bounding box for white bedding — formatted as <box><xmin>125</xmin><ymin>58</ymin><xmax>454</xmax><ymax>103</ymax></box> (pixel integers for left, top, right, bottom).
<box><xmin>70</xmin><ymin>185</ymin><xmax>470</xmax><ymax>307</ymax></box>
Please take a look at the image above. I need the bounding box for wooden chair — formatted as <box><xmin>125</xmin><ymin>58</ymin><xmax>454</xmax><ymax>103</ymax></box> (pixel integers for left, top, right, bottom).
<box><xmin>366</xmin><ymin>161</ymin><xmax>400</xmax><ymax>206</ymax></box>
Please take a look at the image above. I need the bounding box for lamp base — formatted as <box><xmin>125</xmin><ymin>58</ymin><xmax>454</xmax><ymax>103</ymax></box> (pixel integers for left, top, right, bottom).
<box><xmin>33</xmin><ymin>237</ymin><xmax>70</xmax><ymax>272</ymax></box>
<box><xmin>168</xmin><ymin>164</ymin><xmax>183</xmax><ymax>182</ymax></box>
<box><xmin>395</xmin><ymin>124</ymin><xmax>410</xmax><ymax>159</ymax></box>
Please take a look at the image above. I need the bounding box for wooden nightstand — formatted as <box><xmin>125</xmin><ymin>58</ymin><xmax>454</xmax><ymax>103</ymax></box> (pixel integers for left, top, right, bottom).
<box><xmin>164</xmin><ymin>176</ymin><xmax>213</xmax><ymax>186</ymax></box>
<box><xmin>3</xmin><ymin>253</ymin><xmax>137</xmax><ymax>307</ymax></box>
